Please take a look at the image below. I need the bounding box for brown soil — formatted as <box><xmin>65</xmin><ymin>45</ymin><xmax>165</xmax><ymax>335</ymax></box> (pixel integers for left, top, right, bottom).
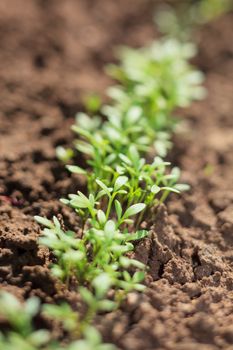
<box><xmin>0</xmin><ymin>1</ymin><xmax>233</xmax><ymax>349</ymax></box>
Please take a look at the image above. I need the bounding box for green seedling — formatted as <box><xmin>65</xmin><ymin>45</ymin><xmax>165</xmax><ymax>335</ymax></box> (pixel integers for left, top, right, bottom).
<box><xmin>0</xmin><ymin>292</ymin><xmax>51</xmax><ymax>350</ymax></box>
<box><xmin>35</xmin><ymin>213</ymin><xmax>147</xmax><ymax>289</ymax></box>
<box><xmin>66</xmin><ymin>145</ymin><xmax>188</xmax><ymax>205</ymax></box>
<box><xmin>66</xmin><ymin>51</ymin><xmax>203</xmax><ymax>204</ymax></box>
<box><xmin>43</xmin><ymin>291</ymin><xmax>115</xmax><ymax>340</ymax></box>
<box><xmin>43</xmin><ymin>303</ymin><xmax>80</xmax><ymax>335</ymax></box>
<box><xmin>0</xmin><ymin>292</ymin><xmax>116</xmax><ymax>350</ymax></box>
<box><xmin>32</xmin><ymin>20</ymin><xmax>204</xmax><ymax>350</ymax></box>
<box><xmin>35</xmin><ymin>215</ymin><xmax>89</xmax><ymax>283</ymax></box>
<box><xmin>155</xmin><ymin>0</ymin><xmax>233</xmax><ymax>39</ymax></box>
<box><xmin>107</xmin><ymin>39</ymin><xmax>206</xmax><ymax>109</ymax></box>
<box><xmin>66</xmin><ymin>37</ymin><xmax>205</xmax><ymax>175</ymax></box>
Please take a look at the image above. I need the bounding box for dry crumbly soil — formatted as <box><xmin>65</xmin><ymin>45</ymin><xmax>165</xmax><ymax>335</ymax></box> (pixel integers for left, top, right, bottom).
<box><xmin>0</xmin><ymin>1</ymin><xmax>233</xmax><ymax>349</ymax></box>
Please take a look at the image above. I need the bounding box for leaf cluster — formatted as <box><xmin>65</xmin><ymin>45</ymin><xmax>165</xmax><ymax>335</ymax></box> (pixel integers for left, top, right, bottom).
<box><xmin>155</xmin><ymin>0</ymin><xmax>233</xmax><ymax>40</ymax></box>
<box><xmin>57</xmin><ymin>39</ymin><xmax>205</xmax><ymax>171</ymax></box>
<box><xmin>34</xmin><ymin>35</ymin><xmax>201</xmax><ymax>348</ymax></box>
<box><xmin>0</xmin><ymin>292</ymin><xmax>115</xmax><ymax>350</ymax></box>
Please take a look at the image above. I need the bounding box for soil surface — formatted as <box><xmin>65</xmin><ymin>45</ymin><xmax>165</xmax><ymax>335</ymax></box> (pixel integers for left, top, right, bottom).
<box><xmin>0</xmin><ymin>1</ymin><xmax>233</xmax><ymax>349</ymax></box>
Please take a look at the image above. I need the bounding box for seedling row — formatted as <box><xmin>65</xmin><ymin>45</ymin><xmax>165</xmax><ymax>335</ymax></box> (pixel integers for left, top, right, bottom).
<box><xmin>0</xmin><ymin>14</ymin><xmax>206</xmax><ymax>350</ymax></box>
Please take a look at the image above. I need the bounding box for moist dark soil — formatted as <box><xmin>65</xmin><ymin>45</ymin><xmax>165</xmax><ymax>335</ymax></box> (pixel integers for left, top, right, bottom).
<box><xmin>0</xmin><ymin>1</ymin><xmax>233</xmax><ymax>349</ymax></box>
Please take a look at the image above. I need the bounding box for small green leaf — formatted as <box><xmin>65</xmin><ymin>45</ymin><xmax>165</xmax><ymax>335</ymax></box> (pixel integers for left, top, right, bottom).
<box><xmin>154</xmin><ymin>140</ymin><xmax>167</xmax><ymax>157</ymax></box>
<box><xmin>34</xmin><ymin>216</ymin><xmax>53</xmax><ymax>229</ymax></box>
<box><xmin>70</xmin><ymin>191</ymin><xmax>93</xmax><ymax>210</ymax></box>
<box><xmin>79</xmin><ymin>287</ymin><xmax>94</xmax><ymax>306</ymax></box>
<box><xmin>119</xmin><ymin>257</ymin><xmax>145</xmax><ymax>269</ymax></box>
<box><xmin>151</xmin><ymin>185</ymin><xmax>161</xmax><ymax>194</ymax></box>
<box><xmin>123</xmin><ymin>271</ymin><xmax>131</xmax><ymax>282</ymax></box>
<box><xmin>124</xmin><ymin>203</ymin><xmax>146</xmax><ymax>219</ymax></box>
<box><xmin>66</xmin><ymin>165</ymin><xmax>87</xmax><ymax>175</ymax></box>
<box><xmin>126</xmin><ymin>106</ymin><xmax>142</xmax><ymax>123</ymax></box>
<box><xmin>75</xmin><ymin>140</ymin><xmax>94</xmax><ymax>156</ymax></box>
<box><xmin>134</xmin><ymin>283</ymin><xmax>146</xmax><ymax>292</ymax></box>
<box><xmin>56</xmin><ymin>146</ymin><xmax>74</xmax><ymax>162</ymax></box>
<box><xmin>89</xmin><ymin>193</ymin><xmax>95</xmax><ymax>207</ymax></box>
<box><xmin>133</xmin><ymin>271</ymin><xmax>145</xmax><ymax>283</ymax></box>
<box><xmin>171</xmin><ymin>167</ymin><xmax>181</xmax><ymax>181</ymax></box>
<box><xmin>97</xmin><ymin>210</ymin><xmax>106</xmax><ymax>225</ymax></box>
<box><xmin>128</xmin><ymin>144</ymin><xmax>140</xmax><ymax>161</ymax></box>
<box><xmin>25</xmin><ymin>297</ymin><xmax>40</xmax><ymax>317</ymax></box>
<box><xmin>114</xmin><ymin>200</ymin><xmax>122</xmax><ymax>221</ymax></box>
<box><xmin>53</xmin><ymin>216</ymin><xmax>61</xmax><ymax>229</ymax></box>
<box><xmin>104</xmin><ymin>220</ymin><xmax>116</xmax><ymax>235</ymax></box>
<box><xmin>70</xmin><ymin>195</ymin><xmax>89</xmax><ymax>209</ymax></box>
<box><xmin>51</xmin><ymin>265</ymin><xmax>64</xmax><ymax>279</ymax></box>
<box><xmin>98</xmin><ymin>300</ymin><xmax>116</xmax><ymax>311</ymax></box>
<box><xmin>161</xmin><ymin>186</ymin><xmax>180</xmax><ymax>194</ymax></box>
<box><xmin>114</xmin><ymin>176</ymin><xmax>128</xmax><ymax>192</ymax></box>
<box><xmin>119</xmin><ymin>256</ymin><xmax>131</xmax><ymax>268</ymax></box>
<box><xmin>96</xmin><ymin>189</ymin><xmax>106</xmax><ymax>200</ymax></box>
<box><xmin>126</xmin><ymin>230</ymin><xmax>148</xmax><ymax>242</ymax></box>
<box><xmin>129</xmin><ymin>259</ymin><xmax>146</xmax><ymax>269</ymax></box>
<box><xmin>96</xmin><ymin>179</ymin><xmax>112</xmax><ymax>196</ymax></box>
<box><xmin>111</xmin><ymin>244</ymin><xmax>133</xmax><ymax>254</ymax></box>
<box><xmin>63</xmin><ymin>250</ymin><xmax>85</xmax><ymax>264</ymax></box>
<box><xmin>83</xmin><ymin>325</ymin><xmax>102</xmax><ymax>345</ymax></box>
<box><xmin>92</xmin><ymin>273</ymin><xmax>112</xmax><ymax>298</ymax></box>
<box><xmin>117</xmin><ymin>189</ymin><xmax>127</xmax><ymax>195</ymax></box>
<box><xmin>119</xmin><ymin>153</ymin><xmax>132</xmax><ymax>165</ymax></box>
<box><xmin>28</xmin><ymin>330</ymin><xmax>50</xmax><ymax>346</ymax></box>
<box><xmin>174</xmin><ymin>183</ymin><xmax>190</xmax><ymax>192</ymax></box>
<box><xmin>105</xmin><ymin>153</ymin><xmax>117</xmax><ymax>165</ymax></box>
<box><xmin>60</xmin><ymin>198</ymin><xmax>70</xmax><ymax>205</ymax></box>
